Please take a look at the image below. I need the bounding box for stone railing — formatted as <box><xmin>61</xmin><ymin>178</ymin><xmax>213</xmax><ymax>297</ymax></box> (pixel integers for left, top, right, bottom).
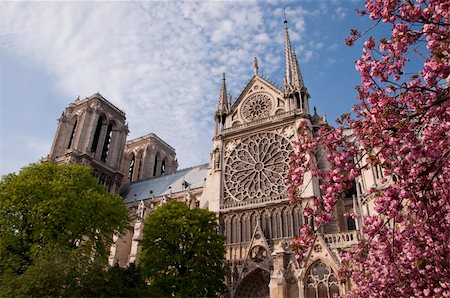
<box><xmin>221</xmin><ymin>109</ymin><xmax>301</xmax><ymax>134</ymax></box>
<box><xmin>220</xmin><ymin>195</ymin><xmax>287</xmax><ymax>210</ymax></box>
<box><xmin>323</xmin><ymin>231</ymin><xmax>360</xmax><ymax>249</ymax></box>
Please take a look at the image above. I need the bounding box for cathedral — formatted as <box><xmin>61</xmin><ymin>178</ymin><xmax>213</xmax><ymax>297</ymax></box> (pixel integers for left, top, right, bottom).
<box><xmin>47</xmin><ymin>20</ymin><xmax>379</xmax><ymax>298</ymax></box>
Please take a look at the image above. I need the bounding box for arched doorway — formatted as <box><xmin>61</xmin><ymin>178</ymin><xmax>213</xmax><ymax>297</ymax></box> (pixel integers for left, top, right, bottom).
<box><xmin>234</xmin><ymin>268</ymin><xmax>270</xmax><ymax>298</ymax></box>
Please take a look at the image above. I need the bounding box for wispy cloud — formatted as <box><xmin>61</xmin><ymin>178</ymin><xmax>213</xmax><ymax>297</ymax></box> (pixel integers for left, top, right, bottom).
<box><xmin>0</xmin><ymin>1</ymin><xmax>329</xmax><ymax>169</ymax></box>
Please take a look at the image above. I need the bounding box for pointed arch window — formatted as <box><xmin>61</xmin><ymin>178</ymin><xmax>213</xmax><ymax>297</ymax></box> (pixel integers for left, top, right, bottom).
<box><xmin>67</xmin><ymin>119</ymin><xmax>77</xmax><ymax>149</ymax></box>
<box><xmin>271</xmin><ymin>209</ymin><xmax>278</xmax><ymax>239</ymax></box>
<box><xmin>305</xmin><ymin>261</ymin><xmax>340</xmax><ymax>298</ymax></box>
<box><xmin>241</xmin><ymin>215</ymin><xmax>249</xmax><ymax>242</ymax></box>
<box><xmin>260</xmin><ymin>212</ymin><xmax>270</xmax><ymax>240</ymax></box>
<box><xmin>136</xmin><ymin>160</ymin><xmax>142</xmax><ymax>180</ymax></box>
<box><xmin>231</xmin><ymin>215</ymin><xmax>239</xmax><ymax>244</ymax></box>
<box><xmin>161</xmin><ymin>159</ymin><xmax>166</xmax><ymax>175</ymax></box>
<box><xmin>91</xmin><ymin>116</ymin><xmax>104</xmax><ymax>152</ymax></box>
<box><xmin>101</xmin><ymin>123</ymin><xmax>113</xmax><ymax>162</ymax></box>
<box><xmin>153</xmin><ymin>153</ymin><xmax>159</xmax><ymax>176</ymax></box>
<box><xmin>128</xmin><ymin>155</ymin><xmax>135</xmax><ymax>182</ymax></box>
<box><xmin>293</xmin><ymin>205</ymin><xmax>302</xmax><ymax>236</ymax></box>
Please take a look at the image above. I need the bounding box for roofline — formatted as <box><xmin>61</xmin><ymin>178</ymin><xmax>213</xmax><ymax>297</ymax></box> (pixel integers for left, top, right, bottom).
<box><xmin>126</xmin><ymin>133</ymin><xmax>176</xmax><ymax>152</ymax></box>
<box><xmin>71</xmin><ymin>93</ymin><xmax>126</xmax><ymax>118</ymax></box>
<box><xmin>125</xmin><ymin>163</ymin><xmax>208</xmax><ymax>185</ymax></box>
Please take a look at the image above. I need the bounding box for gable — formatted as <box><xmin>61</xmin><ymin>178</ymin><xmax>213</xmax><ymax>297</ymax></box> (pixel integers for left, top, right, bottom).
<box><xmin>229</xmin><ymin>75</ymin><xmax>285</xmax><ymax>127</ymax></box>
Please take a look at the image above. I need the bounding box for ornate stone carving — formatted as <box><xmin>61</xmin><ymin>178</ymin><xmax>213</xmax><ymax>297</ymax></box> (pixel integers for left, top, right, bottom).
<box><xmin>241</xmin><ymin>93</ymin><xmax>273</xmax><ymax>121</ymax></box>
<box><xmin>224</xmin><ymin>132</ymin><xmax>292</xmax><ymax>204</ymax></box>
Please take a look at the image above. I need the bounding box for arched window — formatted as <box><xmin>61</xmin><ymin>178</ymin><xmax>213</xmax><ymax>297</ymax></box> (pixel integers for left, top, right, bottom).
<box><xmin>250</xmin><ymin>212</ymin><xmax>258</xmax><ymax>237</ymax></box>
<box><xmin>161</xmin><ymin>159</ymin><xmax>166</xmax><ymax>175</ymax></box>
<box><xmin>67</xmin><ymin>119</ymin><xmax>77</xmax><ymax>149</ymax></box>
<box><xmin>91</xmin><ymin>116</ymin><xmax>104</xmax><ymax>152</ymax></box>
<box><xmin>101</xmin><ymin>123</ymin><xmax>113</xmax><ymax>162</ymax></box>
<box><xmin>293</xmin><ymin>205</ymin><xmax>302</xmax><ymax>236</ymax></box>
<box><xmin>136</xmin><ymin>153</ymin><xmax>143</xmax><ymax>180</ymax></box>
<box><xmin>282</xmin><ymin>207</ymin><xmax>292</xmax><ymax>238</ymax></box>
<box><xmin>231</xmin><ymin>215</ymin><xmax>239</xmax><ymax>244</ymax></box>
<box><xmin>128</xmin><ymin>155</ymin><xmax>135</xmax><ymax>182</ymax></box>
<box><xmin>305</xmin><ymin>261</ymin><xmax>340</xmax><ymax>298</ymax></box>
<box><xmin>153</xmin><ymin>153</ymin><xmax>160</xmax><ymax>176</ymax></box>
<box><xmin>271</xmin><ymin>209</ymin><xmax>278</xmax><ymax>239</ymax></box>
<box><xmin>241</xmin><ymin>215</ymin><xmax>249</xmax><ymax>243</ymax></box>
<box><xmin>260</xmin><ymin>211</ymin><xmax>270</xmax><ymax>240</ymax></box>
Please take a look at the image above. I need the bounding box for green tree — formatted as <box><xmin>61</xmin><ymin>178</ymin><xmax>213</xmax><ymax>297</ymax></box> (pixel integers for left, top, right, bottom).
<box><xmin>139</xmin><ymin>200</ymin><xmax>228</xmax><ymax>297</ymax></box>
<box><xmin>0</xmin><ymin>162</ymin><xmax>129</xmax><ymax>296</ymax></box>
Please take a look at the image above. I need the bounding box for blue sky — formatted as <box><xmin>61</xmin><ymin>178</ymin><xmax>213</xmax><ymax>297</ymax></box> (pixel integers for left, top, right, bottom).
<box><xmin>0</xmin><ymin>0</ymin><xmax>373</xmax><ymax>176</ymax></box>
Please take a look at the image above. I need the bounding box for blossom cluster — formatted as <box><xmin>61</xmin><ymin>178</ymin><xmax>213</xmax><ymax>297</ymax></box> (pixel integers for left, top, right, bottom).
<box><xmin>288</xmin><ymin>0</ymin><xmax>449</xmax><ymax>296</ymax></box>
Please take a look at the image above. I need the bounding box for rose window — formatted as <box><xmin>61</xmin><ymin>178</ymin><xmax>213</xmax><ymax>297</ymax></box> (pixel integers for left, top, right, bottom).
<box><xmin>224</xmin><ymin>132</ymin><xmax>292</xmax><ymax>204</ymax></box>
<box><xmin>250</xmin><ymin>245</ymin><xmax>267</xmax><ymax>263</ymax></box>
<box><xmin>241</xmin><ymin>93</ymin><xmax>273</xmax><ymax>121</ymax></box>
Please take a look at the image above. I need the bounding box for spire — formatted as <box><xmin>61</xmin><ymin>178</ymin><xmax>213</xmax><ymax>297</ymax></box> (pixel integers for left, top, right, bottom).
<box><xmin>217</xmin><ymin>73</ymin><xmax>228</xmax><ymax>114</ymax></box>
<box><xmin>283</xmin><ymin>17</ymin><xmax>304</xmax><ymax>93</ymax></box>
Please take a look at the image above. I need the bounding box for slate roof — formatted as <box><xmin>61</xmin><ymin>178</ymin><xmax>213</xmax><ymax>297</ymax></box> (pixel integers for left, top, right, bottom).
<box><xmin>121</xmin><ymin>164</ymin><xmax>208</xmax><ymax>204</ymax></box>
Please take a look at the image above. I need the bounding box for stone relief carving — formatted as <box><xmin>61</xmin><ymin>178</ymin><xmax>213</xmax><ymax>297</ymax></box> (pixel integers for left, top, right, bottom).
<box><xmin>275</xmin><ymin>126</ymin><xmax>295</xmax><ymax>141</ymax></box>
<box><xmin>223</xmin><ymin>132</ymin><xmax>292</xmax><ymax>204</ymax></box>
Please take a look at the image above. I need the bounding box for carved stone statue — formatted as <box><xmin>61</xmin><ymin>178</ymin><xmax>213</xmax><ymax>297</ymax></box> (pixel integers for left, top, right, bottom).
<box><xmin>253</xmin><ymin>57</ymin><xmax>259</xmax><ymax>76</ymax></box>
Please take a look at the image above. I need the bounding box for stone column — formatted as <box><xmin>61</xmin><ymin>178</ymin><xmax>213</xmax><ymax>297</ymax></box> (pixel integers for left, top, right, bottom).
<box><xmin>78</xmin><ymin>107</ymin><xmax>96</xmax><ymax>154</ymax></box>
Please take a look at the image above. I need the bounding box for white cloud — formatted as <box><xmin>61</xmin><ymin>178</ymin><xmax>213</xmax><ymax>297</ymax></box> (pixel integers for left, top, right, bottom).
<box><xmin>0</xmin><ymin>1</ymin><xmax>322</xmax><ymax>170</ymax></box>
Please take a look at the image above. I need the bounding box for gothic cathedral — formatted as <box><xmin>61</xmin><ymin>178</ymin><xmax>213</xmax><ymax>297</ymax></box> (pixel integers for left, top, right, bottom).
<box><xmin>48</xmin><ymin>20</ymin><xmax>367</xmax><ymax>298</ymax></box>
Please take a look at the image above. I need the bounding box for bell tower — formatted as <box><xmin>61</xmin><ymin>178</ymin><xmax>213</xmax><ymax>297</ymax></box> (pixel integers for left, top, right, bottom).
<box><xmin>48</xmin><ymin>93</ymin><xmax>128</xmax><ymax>194</ymax></box>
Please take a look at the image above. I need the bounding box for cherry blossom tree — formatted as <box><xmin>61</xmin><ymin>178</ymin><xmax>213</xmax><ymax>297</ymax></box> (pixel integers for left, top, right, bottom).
<box><xmin>288</xmin><ymin>0</ymin><xmax>449</xmax><ymax>296</ymax></box>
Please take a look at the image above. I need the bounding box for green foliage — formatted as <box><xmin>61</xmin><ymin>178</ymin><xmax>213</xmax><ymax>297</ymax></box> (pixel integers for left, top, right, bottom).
<box><xmin>139</xmin><ymin>200</ymin><xmax>228</xmax><ymax>297</ymax></box>
<box><xmin>0</xmin><ymin>162</ymin><xmax>129</xmax><ymax>296</ymax></box>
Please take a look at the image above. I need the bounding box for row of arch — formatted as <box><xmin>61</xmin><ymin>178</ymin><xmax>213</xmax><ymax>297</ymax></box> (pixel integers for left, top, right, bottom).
<box><xmin>221</xmin><ymin>204</ymin><xmax>304</xmax><ymax>244</ymax></box>
<box><xmin>66</xmin><ymin>113</ymin><xmax>119</xmax><ymax>164</ymax></box>
<box><xmin>127</xmin><ymin>150</ymin><xmax>167</xmax><ymax>183</ymax></box>
<box><xmin>233</xmin><ymin>259</ymin><xmax>340</xmax><ymax>298</ymax></box>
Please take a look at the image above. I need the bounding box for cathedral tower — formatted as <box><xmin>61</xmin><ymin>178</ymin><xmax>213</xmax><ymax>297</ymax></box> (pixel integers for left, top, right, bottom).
<box><xmin>200</xmin><ymin>20</ymin><xmax>322</xmax><ymax>297</ymax></box>
<box><xmin>48</xmin><ymin>93</ymin><xmax>128</xmax><ymax>194</ymax></box>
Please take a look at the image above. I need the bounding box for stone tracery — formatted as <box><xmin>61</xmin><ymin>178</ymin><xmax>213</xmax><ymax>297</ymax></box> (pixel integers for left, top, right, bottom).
<box><xmin>241</xmin><ymin>93</ymin><xmax>273</xmax><ymax>121</ymax></box>
<box><xmin>224</xmin><ymin>132</ymin><xmax>292</xmax><ymax>205</ymax></box>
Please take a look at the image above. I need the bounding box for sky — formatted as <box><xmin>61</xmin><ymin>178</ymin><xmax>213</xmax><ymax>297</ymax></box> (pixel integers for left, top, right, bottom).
<box><xmin>0</xmin><ymin>0</ymin><xmax>375</xmax><ymax>177</ymax></box>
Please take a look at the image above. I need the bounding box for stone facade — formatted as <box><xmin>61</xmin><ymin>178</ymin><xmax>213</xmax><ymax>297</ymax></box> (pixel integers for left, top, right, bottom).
<box><xmin>47</xmin><ymin>21</ymin><xmax>381</xmax><ymax>298</ymax></box>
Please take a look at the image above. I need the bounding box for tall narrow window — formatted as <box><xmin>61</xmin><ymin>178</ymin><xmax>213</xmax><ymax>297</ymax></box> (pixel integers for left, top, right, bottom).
<box><xmin>128</xmin><ymin>156</ymin><xmax>135</xmax><ymax>182</ymax></box>
<box><xmin>161</xmin><ymin>160</ymin><xmax>166</xmax><ymax>175</ymax></box>
<box><xmin>67</xmin><ymin>119</ymin><xmax>77</xmax><ymax>149</ymax></box>
<box><xmin>101</xmin><ymin>123</ymin><xmax>113</xmax><ymax>162</ymax></box>
<box><xmin>271</xmin><ymin>210</ymin><xmax>278</xmax><ymax>239</ymax></box>
<box><xmin>153</xmin><ymin>154</ymin><xmax>159</xmax><ymax>176</ymax></box>
<box><xmin>91</xmin><ymin>116</ymin><xmax>104</xmax><ymax>153</ymax></box>
<box><xmin>137</xmin><ymin>159</ymin><xmax>142</xmax><ymax>180</ymax></box>
<box><xmin>295</xmin><ymin>93</ymin><xmax>301</xmax><ymax>109</ymax></box>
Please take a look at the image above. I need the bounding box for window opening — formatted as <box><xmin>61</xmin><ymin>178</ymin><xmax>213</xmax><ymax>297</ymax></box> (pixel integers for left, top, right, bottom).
<box><xmin>90</xmin><ymin>116</ymin><xmax>104</xmax><ymax>152</ymax></box>
<box><xmin>100</xmin><ymin>123</ymin><xmax>113</xmax><ymax>162</ymax></box>
<box><xmin>128</xmin><ymin>156</ymin><xmax>135</xmax><ymax>182</ymax></box>
<box><xmin>161</xmin><ymin>160</ymin><xmax>166</xmax><ymax>175</ymax></box>
<box><xmin>67</xmin><ymin>119</ymin><xmax>77</xmax><ymax>149</ymax></box>
<box><xmin>347</xmin><ymin>217</ymin><xmax>357</xmax><ymax>231</ymax></box>
<box><xmin>153</xmin><ymin>154</ymin><xmax>158</xmax><ymax>176</ymax></box>
<box><xmin>137</xmin><ymin>159</ymin><xmax>142</xmax><ymax>180</ymax></box>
